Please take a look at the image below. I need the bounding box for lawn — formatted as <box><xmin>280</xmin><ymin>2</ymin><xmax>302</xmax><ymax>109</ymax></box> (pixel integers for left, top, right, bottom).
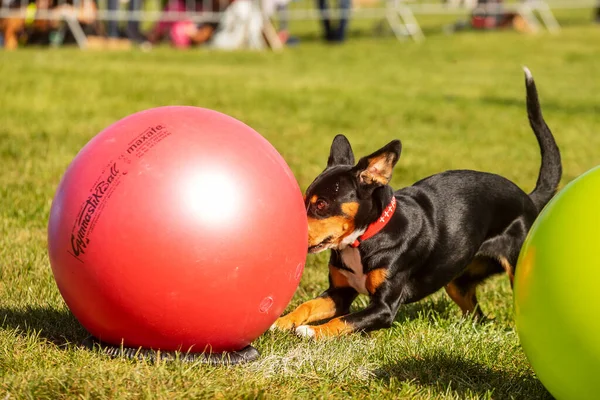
<box><xmin>1</xmin><ymin>8</ymin><xmax>600</xmax><ymax>399</ymax></box>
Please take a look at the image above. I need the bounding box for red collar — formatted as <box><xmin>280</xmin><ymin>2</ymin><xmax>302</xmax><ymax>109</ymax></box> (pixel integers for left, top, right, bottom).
<box><xmin>351</xmin><ymin>197</ymin><xmax>397</xmax><ymax>248</ymax></box>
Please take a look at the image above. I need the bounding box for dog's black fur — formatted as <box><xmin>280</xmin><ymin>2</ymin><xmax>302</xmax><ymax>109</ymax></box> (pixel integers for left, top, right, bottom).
<box><xmin>273</xmin><ymin>68</ymin><xmax>561</xmax><ymax>338</ymax></box>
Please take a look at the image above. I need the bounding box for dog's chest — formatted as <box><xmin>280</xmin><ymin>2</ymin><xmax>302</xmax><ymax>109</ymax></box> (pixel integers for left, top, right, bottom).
<box><xmin>339</xmin><ymin>247</ymin><xmax>368</xmax><ymax>295</ymax></box>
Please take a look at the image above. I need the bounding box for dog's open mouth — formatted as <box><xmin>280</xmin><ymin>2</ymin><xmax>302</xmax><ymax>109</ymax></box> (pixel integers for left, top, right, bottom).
<box><xmin>308</xmin><ymin>236</ymin><xmax>333</xmax><ymax>254</ymax></box>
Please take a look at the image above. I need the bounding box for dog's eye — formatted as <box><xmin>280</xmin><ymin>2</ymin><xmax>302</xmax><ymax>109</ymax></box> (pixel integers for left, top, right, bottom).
<box><xmin>315</xmin><ymin>199</ymin><xmax>328</xmax><ymax>211</ymax></box>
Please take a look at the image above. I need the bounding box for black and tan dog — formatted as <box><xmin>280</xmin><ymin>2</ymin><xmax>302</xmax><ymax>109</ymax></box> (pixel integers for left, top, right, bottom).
<box><xmin>272</xmin><ymin>68</ymin><xmax>561</xmax><ymax>339</ymax></box>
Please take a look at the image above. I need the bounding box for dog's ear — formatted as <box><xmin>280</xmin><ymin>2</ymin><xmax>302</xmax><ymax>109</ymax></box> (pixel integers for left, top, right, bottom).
<box><xmin>327</xmin><ymin>134</ymin><xmax>355</xmax><ymax>167</ymax></box>
<box><xmin>354</xmin><ymin>140</ymin><xmax>402</xmax><ymax>186</ymax></box>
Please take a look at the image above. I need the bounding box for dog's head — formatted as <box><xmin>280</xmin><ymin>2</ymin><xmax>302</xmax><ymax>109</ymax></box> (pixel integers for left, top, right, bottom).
<box><xmin>305</xmin><ymin>135</ymin><xmax>402</xmax><ymax>253</ymax></box>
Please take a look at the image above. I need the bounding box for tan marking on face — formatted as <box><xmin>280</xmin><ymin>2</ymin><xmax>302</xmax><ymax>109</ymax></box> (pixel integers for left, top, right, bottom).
<box><xmin>329</xmin><ymin>265</ymin><xmax>350</xmax><ymax>288</ymax></box>
<box><xmin>272</xmin><ymin>297</ymin><xmax>336</xmax><ymax>331</ymax></box>
<box><xmin>341</xmin><ymin>202</ymin><xmax>359</xmax><ymax>217</ymax></box>
<box><xmin>366</xmin><ymin>268</ymin><xmax>388</xmax><ymax>294</ymax></box>
<box><xmin>310</xmin><ymin>317</ymin><xmax>353</xmax><ymax>338</ymax></box>
<box><xmin>308</xmin><ymin>216</ymin><xmax>354</xmax><ymax>247</ymax></box>
<box><xmin>310</xmin><ymin>195</ymin><xmax>318</xmax><ymax>204</ymax></box>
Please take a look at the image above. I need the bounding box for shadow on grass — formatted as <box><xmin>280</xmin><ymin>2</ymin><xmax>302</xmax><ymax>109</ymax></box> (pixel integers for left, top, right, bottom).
<box><xmin>374</xmin><ymin>353</ymin><xmax>553</xmax><ymax>400</ymax></box>
<box><xmin>394</xmin><ymin>297</ymin><xmax>456</xmax><ymax>324</ymax></box>
<box><xmin>346</xmin><ymin>295</ymin><xmax>458</xmax><ymax>325</ymax></box>
<box><xmin>0</xmin><ymin>305</ymin><xmax>88</xmax><ymax>347</ymax></box>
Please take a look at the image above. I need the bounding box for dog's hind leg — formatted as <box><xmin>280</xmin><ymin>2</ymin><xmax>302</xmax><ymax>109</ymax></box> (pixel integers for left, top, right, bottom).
<box><xmin>446</xmin><ymin>218</ymin><xmax>532</xmax><ymax>319</ymax></box>
<box><xmin>445</xmin><ymin>257</ymin><xmax>502</xmax><ymax>321</ymax></box>
<box><xmin>476</xmin><ymin>217</ymin><xmax>533</xmax><ymax>289</ymax></box>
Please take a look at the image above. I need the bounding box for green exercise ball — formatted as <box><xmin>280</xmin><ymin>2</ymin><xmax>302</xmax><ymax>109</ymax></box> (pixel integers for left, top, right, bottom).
<box><xmin>514</xmin><ymin>166</ymin><xmax>600</xmax><ymax>400</ymax></box>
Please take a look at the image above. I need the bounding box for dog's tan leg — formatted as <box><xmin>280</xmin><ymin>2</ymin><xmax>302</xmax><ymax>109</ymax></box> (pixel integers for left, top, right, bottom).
<box><xmin>295</xmin><ymin>317</ymin><xmax>353</xmax><ymax>339</ymax></box>
<box><xmin>445</xmin><ymin>281</ymin><xmax>484</xmax><ymax>319</ymax></box>
<box><xmin>445</xmin><ymin>258</ymin><xmax>491</xmax><ymax>320</ymax></box>
<box><xmin>271</xmin><ymin>296</ymin><xmax>337</xmax><ymax>331</ymax></box>
<box><xmin>272</xmin><ymin>264</ymin><xmax>358</xmax><ymax>331</ymax></box>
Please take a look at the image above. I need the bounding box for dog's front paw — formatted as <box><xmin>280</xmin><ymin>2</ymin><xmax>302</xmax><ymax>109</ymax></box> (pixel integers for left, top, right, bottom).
<box><xmin>270</xmin><ymin>315</ymin><xmax>298</xmax><ymax>332</ymax></box>
<box><xmin>295</xmin><ymin>325</ymin><xmax>316</xmax><ymax>338</ymax></box>
<box><xmin>294</xmin><ymin>318</ymin><xmax>352</xmax><ymax>339</ymax></box>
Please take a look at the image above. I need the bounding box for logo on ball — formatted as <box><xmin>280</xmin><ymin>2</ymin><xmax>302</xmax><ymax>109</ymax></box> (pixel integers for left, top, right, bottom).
<box><xmin>70</xmin><ymin>163</ymin><xmax>120</xmax><ymax>258</ymax></box>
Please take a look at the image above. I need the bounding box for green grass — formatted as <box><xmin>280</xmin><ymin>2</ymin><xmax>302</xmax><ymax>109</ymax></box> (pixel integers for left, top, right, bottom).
<box><xmin>1</xmin><ymin>9</ymin><xmax>600</xmax><ymax>399</ymax></box>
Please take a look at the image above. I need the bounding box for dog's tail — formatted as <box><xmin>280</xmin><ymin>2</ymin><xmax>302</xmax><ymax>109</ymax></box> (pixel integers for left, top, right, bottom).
<box><xmin>524</xmin><ymin>67</ymin><xmax>562</xmax><ymax>213</ymax></box>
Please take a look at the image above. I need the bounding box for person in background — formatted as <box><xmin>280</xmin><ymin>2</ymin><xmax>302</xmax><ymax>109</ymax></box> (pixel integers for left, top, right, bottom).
<box><xmin>105</xmin><ymin>0</ymin><xmax>147</xmax><ymax>46</ymax></box>
<box><xmin>146</xmin><ymin>0</ymin><xmax>228</xmax><ymax>47</ymax></box>
<box><xmin>317</xmin><ymin>0</ymin><xmax>350</xmax><ymax>42</ymax></box>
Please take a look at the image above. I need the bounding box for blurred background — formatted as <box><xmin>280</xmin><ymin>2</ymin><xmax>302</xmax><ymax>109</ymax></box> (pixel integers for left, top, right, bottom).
<box><xmin>1</xmin><ymin>0</ymin><xmax>598</xmax><ymax>50</ymax></box>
